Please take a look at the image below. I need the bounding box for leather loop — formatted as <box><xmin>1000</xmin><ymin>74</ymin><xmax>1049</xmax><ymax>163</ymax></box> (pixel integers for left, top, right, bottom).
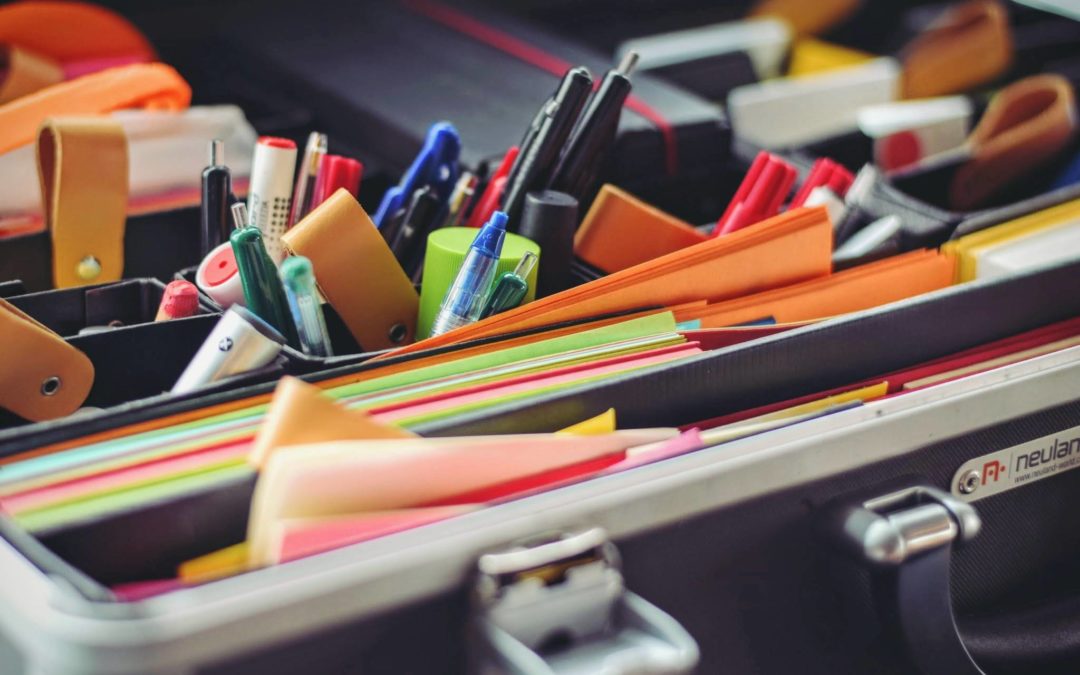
<box><xmin>0</xmin><ymin>45</ymin><xmax>63</xmax><ymax>104</ymax></box>
<box><xmin>951</xmin><ymin>75</ymin><xmax>1079</xmax><ymax>211</ymax></box>
<box><xmin>37</xmin><ymin>117</ymin><xmax>128</xmax><ymax>288</ymax></box>
<box><xmin>0</xmin><ymin>298</ymin><xmax>93</xmax><ymax>421</ymax></box>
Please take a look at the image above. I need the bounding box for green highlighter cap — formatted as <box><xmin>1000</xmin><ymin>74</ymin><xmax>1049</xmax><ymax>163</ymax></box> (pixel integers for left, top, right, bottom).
<box><xmin>230</xmin><ymin>226</ymin><xmax>300</xmax><ymax>349</ymax></box>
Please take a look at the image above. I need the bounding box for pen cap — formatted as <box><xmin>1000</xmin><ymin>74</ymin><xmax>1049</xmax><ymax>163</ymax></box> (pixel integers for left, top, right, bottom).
<box><xmin>517</xmin><ymin>190</ymin><xmax>578</xmax><ymax>297</ymax></box>
<box><xmin>155</xmin><ymin>280</ymin><xmax>200</xmax><ymax>321</ymax></box>
<box><xmin>418</xmin><ymin>227</ymin><xmax>539</xmax><ymax>338</ymax></box>
<box><xmin>195</xmin><ymin>242</ymin><xmax>246</xmax><ymax>308</ymax></box>
<box><xmin>311</xmin><ymin>155</ymin><xmax>363</xmax><ymax>207</ymax></box>
<box><xmin>171</xmin><ymin>306</ymin><xmax>285</xmax><ymax>395</ymax></box>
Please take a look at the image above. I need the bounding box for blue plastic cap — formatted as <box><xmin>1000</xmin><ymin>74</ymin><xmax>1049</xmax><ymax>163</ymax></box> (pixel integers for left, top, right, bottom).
<box><xmin>471</xmin><ymin>211</ymin><xmax>508</xmax><ymax>258</ymax></box>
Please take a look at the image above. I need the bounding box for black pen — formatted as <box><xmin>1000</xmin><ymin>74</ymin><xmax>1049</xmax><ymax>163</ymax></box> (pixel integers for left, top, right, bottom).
<box><xmin>390</xmin><ymin>186</ymin><xmax>441</xmax><ymax>278</ymax></box>
<box><xmin>548</xmin><ymin>52</ymin><xmax>638</xmax><ymax>205</ymax></box>
<box><xmin>502</xmin><ymin>66</ymin><xmax>593</xmax><ymax>228</ymax></box>
<box><xmin>200</xmin><ymin>139</ymin><xmax>231</xmax><ymax>257</ymax></box>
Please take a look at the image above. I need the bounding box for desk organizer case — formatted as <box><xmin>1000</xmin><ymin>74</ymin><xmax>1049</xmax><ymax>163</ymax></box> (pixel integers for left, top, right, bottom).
<box><xmin>0</xmin><ymin>259</ymin><xmax>1077</xmax><ymax>673</ymax></box>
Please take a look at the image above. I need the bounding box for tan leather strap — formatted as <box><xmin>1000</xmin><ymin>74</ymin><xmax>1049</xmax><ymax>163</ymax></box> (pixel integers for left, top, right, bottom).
<box><xmin>282</xmin><ymin>189</ymin><xmax>419</xmax><ymax>350</ymax></box>
<box><xmin>951</xmin><ymin>75</ymin><xmax>1078</xmax><ymax>211</ymax></box>
<box><xmin>0</xmin><ymin>45</ymin><xmax>62</xmax><ymax>104</ymax></box>
<box><xmin>0</xmin><ymin>298</ymin><xmax>93</xmax><ymax>421</ymax></box>
<box><xmin>37</xmin><ymin>116</ymin><xmax>128</xmax><ymax>288</ymax></box>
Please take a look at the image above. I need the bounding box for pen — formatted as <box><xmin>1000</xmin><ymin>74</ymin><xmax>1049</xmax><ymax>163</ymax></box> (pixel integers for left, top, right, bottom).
<box><xmin>548</xmin><ymin>52</ymin><xmax>638</xmax><ymax>204</ymax></box>
<box><xmin>790</xmin><ymin>157</ymin><xmax>854</xmax><ymax>207</ymax></box>
<box><xmin>390</xmin><ymin>185</ymin><xmax>442</xmax><ymax>278</ymax></box>
<box><xmin>248</xmin><ymin>136</ymin><xmax>297</xmax><ymax>262</ymax></box>
<box><xmin>280</xmin><ymin>255</ymin><xmax>334</xmax><ymax>357</ymax></box>
<box><xmin>310</xmin><ymin>154</ymin><xmax>363</xmax><ymax>209</ymax></box>
<box><xmin>442</xmin><ymin>171</ymin><xmax>479</xmax><ymax>229</ymax></box>
<box><xmin>430</xmin><ymin>211</ymin><xmax>508</xmax><ymax>337</ymax></box>
<box><xmin>289</xmin><ymin>131</ymin><xmax>328</xmax><ymax>226</ymax></box>
<box><xmin>374</xmin><ymin>122</ymin><xmax>461</xmax><ymax>230</ymax></box>
<box><xmin>199</xmin><ymin>139</ymin><xmax>231</xmax><ymax>257</ymax></box>
<box><xmin>713</xmin><ymin>151</ymin><xmax>796</xmax><ymax>237</ymax></box>
<box><xmin>465</xmin><ymin>146</ymin><xmax>519</xmax><ymax>228</ymax></box>
<box><xmin>501</xmin><ymin>66</ymin><xmax>593</xmax><ymax>227</ymax></box>
<box><xmin>479</xmin><ymin>251</ymin><xmax>537</xmax><ymax>319</ymax></box>
<box><xmin>230</xmin><ymin>205</ymin><xmax>300</xmax><ymax>349</ymax></box>
<box><xmin>155</xmin><ymin>280</ymin><xmax>200</xmax><ymax>321</ymax></box>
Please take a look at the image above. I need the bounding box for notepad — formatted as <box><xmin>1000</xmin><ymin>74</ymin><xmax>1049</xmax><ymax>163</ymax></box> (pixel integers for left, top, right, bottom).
<box><xmin>975</xmin><ymin>221</ymin><xmax>1080</xmax><ymax>280</ymax></box>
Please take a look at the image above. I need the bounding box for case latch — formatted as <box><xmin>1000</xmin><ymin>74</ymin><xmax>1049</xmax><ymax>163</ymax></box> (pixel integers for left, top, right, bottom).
<box><xmin>472</xmin><ymin>528</ymin><xmax>699</xmax><ymax>675</ymax></box>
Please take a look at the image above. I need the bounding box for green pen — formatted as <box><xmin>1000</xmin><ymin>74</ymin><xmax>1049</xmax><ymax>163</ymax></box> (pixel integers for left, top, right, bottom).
<box><xmin>280</xmin><ymin>256</ymin><xmax>334</xmax><ymax>357</ymax></box>
<box><xmin>229</xmin><ymin>204</ymin><xmax>300</xmax><ymax>349</ymax></box>
<box><xmin>478</xmin><ymin>251</ymin><xmax>538</xmax><ymax>319</ymax></box>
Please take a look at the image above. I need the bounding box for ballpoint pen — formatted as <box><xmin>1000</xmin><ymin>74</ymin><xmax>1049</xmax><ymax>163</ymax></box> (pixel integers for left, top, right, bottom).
<box><xmin>389</xmin><ymin>185</ymin><xmax>442</xmax><ymax>278</ymax></box>
<box><xmin>247</xmin><ymin>136</ymin><xmax>297</xmax><ymax>261</ymax></box>
<box><xmin>373</xmin><ymin>122</ymin><xmax>461</xmax><ymax>230</ymax></box>
<box><xmin>280</xmin><ymin>255</ymin><xmax>334</xmax><ymax>357</ymax></box>
<box><xmin>501</xmin><ymin>66</ymin><xmax>593</xmax><ymax>227</ymax></box>
<box><xmin>230</xmin><ymin>206</ymin><xmax>300</xmax><ymax>349</ymax></box>
<box><xmin>199</xmin><ymin>139</ymin><xmax>231</xmax><ymax>257</ymax></box>
<box><xmin>430</xmin><ymin>211</ymin><xmax>508</xmax><ymax>337</ymax></box>
<box><xmin>289</xmin><ymin>131</ymin><xmax>328</xmax><ymax>226</ymax></box>
<box><xmin>465</xmin><ymin>146</ymin><xmax>519</xmax><ymax>228</ymax></box>
<box><xmin>548</xmin><ymin>52</ymin><xmax>638</xmax><ymax>204</ymax></box>
<box><xmin>478</xmin><ymin>251</ymin><xmax>537</xmax><ymax>319</ymax></box>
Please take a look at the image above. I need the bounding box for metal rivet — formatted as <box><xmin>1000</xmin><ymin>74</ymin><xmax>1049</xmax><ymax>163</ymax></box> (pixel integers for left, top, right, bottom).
<box><xmin>40</xmin><ymin>376</ymin><xmax>62</xmax><ymax>396</ymax></box>
<box><xmin>958</xmin><ymin>470</ymin><xmax>980</xmax><ymax>495</ymax></box>
<box><xmin>76</xmin><ymin>255</ymin><xmax>101</xmax><ymax>281</ymax></box>
<box><xmin>218</xmin><ymin>337</ymin><xmax>234</xmax><ymax>352</ymax></box>
<box><xmin>388</xmin><ymin>323</ymin><xmax>408</xmax><ymax>344</ymax></box>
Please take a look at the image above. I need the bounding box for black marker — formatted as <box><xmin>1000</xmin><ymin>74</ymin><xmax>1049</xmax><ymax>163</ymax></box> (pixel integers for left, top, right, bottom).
<box><xmin>200</xmin><ymin>139</ymin><xmax>232</xmax><ymax>257</ymax></box>
<box><xmin>548</xmin><ymin>52</ymin><xmax>638</xmax><ymax>206</ymax></box>
<box><xmin>516</xmin><ymin>190</ymin><xmax>578</xmax><ymax>297</ymax></box>
<box><xmin>502</xmin><ymin>66</ymin><xmax>593</xmax><ymax>229</ymax></box>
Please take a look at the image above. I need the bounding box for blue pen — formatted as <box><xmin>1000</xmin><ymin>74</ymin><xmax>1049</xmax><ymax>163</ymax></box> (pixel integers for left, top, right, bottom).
<box><xmin>430</xmin><ymin>211</ymin><xmax>508</xmax><ymax>337</ymax></box>
<box><xmin>373</xmin><ymin>121</ymin><xmax>461</xmax><ymax>230</ymax></box>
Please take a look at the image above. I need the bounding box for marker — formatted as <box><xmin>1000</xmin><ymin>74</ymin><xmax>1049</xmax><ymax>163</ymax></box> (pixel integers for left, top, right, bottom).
<box><xmin>374</xmin><ymin>122</ymin><xmax>461</xmax><ymax>230</ymax></box>
<box><xmin>548</xmin><ymin>52</ymin><xmax>638</xmax><ymax>204</ymax></box>
<box><xmin>310</xmin><ymin>154</ymin><xmax>363</xmax><ymax>209</ymax></box>
<box><xmin>289</xmin><ymin>132</ymin><xmax>328</xmax><ymax>226</ymax></box>
<box><xmin>479</xmin><ymin>251</ymin><xmax>537</xmax><ymax>318</ymax></box>
<box><xmin>248</xmin><ymin>136</ymin><xmax>297</xmax><ymax>261</ymax></box>
<box><xmin>280</xmin><ymin>256</ymin><xmax>334</xmax><ymax>357</ymax></box>
<box><xmin>199</xmin><ymin>139</ymin><xmax>231</xmax><ymax>257</ymax></box>
<box><xmin>430</xmin><ymin>211</ymin><xmax>508</xmax><ymax>336</ymax></box>
<box><xmin>502</xmin><ymin>66</ymin><xmax>593</xmax><ymax>227</ymax></box>
<box><xmin>230</xmin><ymin>225</ymin><xmax>300</xmax><ymax>349</ymax></box>
<box><xmin>171</xmin><ymin>306</ymin><xmax>285</xmax><ymax>395</ymax></box>
<box><xmin>155</xmin><ymin>280</ymin><xmax>200</xmax><ymax>321</ymax></box>
<box><xmin>516</xmin><ymin>190</ymin><xmax>578</xmax><ymax>297</ymax></box>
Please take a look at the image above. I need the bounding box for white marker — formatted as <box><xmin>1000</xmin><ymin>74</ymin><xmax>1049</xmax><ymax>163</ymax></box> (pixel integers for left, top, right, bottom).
<box><xmin>248</xmin><ymin>136</ymin><xmax>297</xmax><ymax>262</ymax></box>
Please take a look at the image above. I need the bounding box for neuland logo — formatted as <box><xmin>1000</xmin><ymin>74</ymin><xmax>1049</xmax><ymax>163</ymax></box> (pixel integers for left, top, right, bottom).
<box><xmin>953</xmin><ymin>427</ymin><xmax>1080</xmax><ymax>502</ymax></box>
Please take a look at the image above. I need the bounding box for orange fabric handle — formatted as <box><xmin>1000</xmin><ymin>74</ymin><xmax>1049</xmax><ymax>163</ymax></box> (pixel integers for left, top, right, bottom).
<box><xmin>0</xmin><ymin>1</ymin><xmax>155</xmax><ymax>63</ymax></box>
<box><xmin>0</xmin><ymin>63</ymin><xmax>191</xmax><ymax>154</ymax></box>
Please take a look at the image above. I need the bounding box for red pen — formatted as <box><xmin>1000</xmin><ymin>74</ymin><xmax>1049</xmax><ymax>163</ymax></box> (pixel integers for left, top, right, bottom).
<box><xmin>466</xmin><ymin>146</ymin><xmax>519</xmax><ymax>228</ymax></box>
<box><xmin>155</xmin><ymin>280</ymin><xmax>200</xmax><ymax>321</ymax></box>
<box><xmin>310</xmin><ymin>155</ymin><xmax>363</xmax><ymax>209</ymax></box>
<box><xmin>714</xmin><ymin>151</ymin><xmax>796</xmax><ymax>237</ymax></box>
<box><xmin>790</xmin><ymin>158</ymin><xmax>854</xmax><ymax>208</ymax></box>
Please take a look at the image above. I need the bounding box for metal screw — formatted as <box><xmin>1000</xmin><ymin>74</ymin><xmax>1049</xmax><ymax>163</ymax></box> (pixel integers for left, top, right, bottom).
<box><xmin>40</xmin><ymin>376</ymin><xmax>61</xmax><ymax>396</ymax></box>
<box><xmin>218</xmin><ymin>337</ymin><xmax>234</xmax><ymax>352</ymax></box>
<box><xmin>958</xmin><ymin>470</ymin><xmax>980</xmax><ymax>495</ymax></box>
<box><xmin>76</xmin><ymin>255</ymin><xmax>101</xmax><ymax>281</ymax></box>
<box><xmin>388</xmin><ymin>323</ymin><xmax>408</xmax><ymax>344</ymax></box>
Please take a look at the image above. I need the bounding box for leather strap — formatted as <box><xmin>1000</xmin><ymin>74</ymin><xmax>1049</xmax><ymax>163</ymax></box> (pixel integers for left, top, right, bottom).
<box><xmin>0</xmin><ymin>62</ymin><xmax>190</xmax><ymax>154</ymax></box>
<box><xmin>0</xmin><ymin>298</ymin><xmax>93</xmax><ymax>421</ymax></box>
<box><xmin>901</xmin><ymin>0</ymin><xmax>1013</xmax><ymax>100</ymax></box>
<box><xmin>0</xmin><ymin>45</ymin><xmax>62</xmax><ymax>104</ymax></box>
<box><xmin>37</xmin><ymin>117</ymin><xmax>128</xmax><ymax>288</ymax></box>
<box><xmin>750</xmin><ymin>0</ymin><xmax>861</xmax><ymax>36</ymax></box>
<box><xmin>952</xmin><ymin>74</ymin><xmax>1079</xmax><ymax>211</ymax></box>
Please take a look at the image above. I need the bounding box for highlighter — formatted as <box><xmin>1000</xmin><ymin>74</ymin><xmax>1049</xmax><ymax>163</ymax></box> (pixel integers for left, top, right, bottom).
<box><xmin>430</xmin><ymin>211</ymin><xmax>507</xmax><ymax>336</ymax></box>
<box><xmin>280</xmin><ymin>256</ymin><xmax>333</xmax><ymax>358</ymax></box>
<box><xmin>247</xmin><ymin>136</ymin><xmax>297</xmax><ymax>261</ymax></box>
<box><xmin>230</xmin><ymin>226</ymin><xmax>300</xmax><ymax>349</ymax></box>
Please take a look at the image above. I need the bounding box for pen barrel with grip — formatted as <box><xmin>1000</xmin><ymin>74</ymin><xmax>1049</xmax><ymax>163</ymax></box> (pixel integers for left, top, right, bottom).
<box><xmin>280</xmin><ymin>255</ymin><xmax>334</xmax><ymax>358</ymax></box>
<box><xmin>230</xmin><ymin>226</ymin><xmax>301</xmax><ymax>349</ymax></box>
<box><xmin>200</xmin><ymin>139</ymin><xmax>231</xmax><ymax>257</ymax></box>
<box><xmin>430</xmin><ymin>212</ymin><xmax>508</xmax><ymax>337</ymax></box>
<box><xmin>248</xmin><ymin>136</ymin><xmax>297</xmax><ymax>261</ymax></box>
<box><xmin>548</xmin><ymin>57</ymin><xmax>635</xmax><ymax>203</ymax></box>
<box><xmin>502</xmin><ymin>67</ymin><xmax>593</xmax><ymax>228</ymax></box>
